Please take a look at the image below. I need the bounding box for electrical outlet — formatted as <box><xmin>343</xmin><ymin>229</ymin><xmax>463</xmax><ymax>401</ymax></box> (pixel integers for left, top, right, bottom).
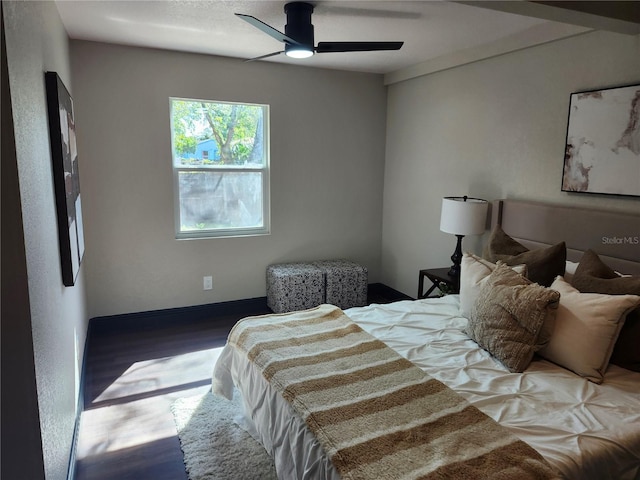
<box><xmin>203</xmin><ymin>276</ymin><xmax>213</xmax><ymax>291</ymax></box>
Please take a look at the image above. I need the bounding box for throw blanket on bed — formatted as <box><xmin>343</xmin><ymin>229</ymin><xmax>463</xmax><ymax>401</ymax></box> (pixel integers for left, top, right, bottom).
<box><xmin>224</xmin><ymin>304</ymin><xmax>558</xmax><ymax>480</ymax></box>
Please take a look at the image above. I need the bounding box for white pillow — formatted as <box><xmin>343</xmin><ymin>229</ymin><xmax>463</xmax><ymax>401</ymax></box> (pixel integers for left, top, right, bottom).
<box><xmin>564</xmin><ymin>260</ymin><xmax>579</xmax><ymax>283</ymax></box>
<box><xmin>539</xmin><ymin>276</ymin><xmax>640</xmax><ymax>384</ymax></box>
<box><xmin>565</xmin><ymin>261</ymin><xmax>579</xmax><ymax>275</ymax></box>
<box><xmin>459</xmin><ymin>253</ymin><xmax>526</xmax><ymax>318</ymax></box>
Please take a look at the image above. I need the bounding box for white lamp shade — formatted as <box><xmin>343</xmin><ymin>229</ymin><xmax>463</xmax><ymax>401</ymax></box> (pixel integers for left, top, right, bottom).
<box><xmin>440</xmin><ymin>197</ymin><xmax>488</xmax><ymax>236</ymax></box>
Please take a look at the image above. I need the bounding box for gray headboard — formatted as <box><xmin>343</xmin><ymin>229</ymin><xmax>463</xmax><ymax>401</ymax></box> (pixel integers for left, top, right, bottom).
<box><xmin>491</xmin><ymin>199</ymin><xmax>640</xmax><ymax>275</ymax></box>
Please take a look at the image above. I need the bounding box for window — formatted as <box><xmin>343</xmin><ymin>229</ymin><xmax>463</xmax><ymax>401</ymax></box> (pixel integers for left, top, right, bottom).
<box><xmin>170</xmin><ymin>98</ymin><xmax>270</xmax><ymax>238</ymax></box>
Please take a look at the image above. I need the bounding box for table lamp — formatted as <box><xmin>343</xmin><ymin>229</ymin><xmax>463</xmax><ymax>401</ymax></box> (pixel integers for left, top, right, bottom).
<box><xmin>440</xmin><ymin>196</ymin><xmax>489</xmax><ymax>278</ymax></box>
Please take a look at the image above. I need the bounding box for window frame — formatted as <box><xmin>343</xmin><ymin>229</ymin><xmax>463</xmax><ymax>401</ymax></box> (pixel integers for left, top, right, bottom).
<box><xmin>170</xmin><ymin>97</ymin><xmax>270</xmax><ymax>240</ymax></box>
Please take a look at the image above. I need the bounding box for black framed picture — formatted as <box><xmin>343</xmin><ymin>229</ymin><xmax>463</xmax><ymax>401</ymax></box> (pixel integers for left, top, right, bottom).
<box><xmin>45</xmin><ymin>71</ymin><xmax>85</xmax><ymax>286</ymax></box>
<box><xmin>562</xmin><ymin>83</ymin><xmax>640</xmax><ymax>197</ymax></box>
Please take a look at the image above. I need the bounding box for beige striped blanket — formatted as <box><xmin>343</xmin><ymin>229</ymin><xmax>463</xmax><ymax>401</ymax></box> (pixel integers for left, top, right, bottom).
<box><xmin>226</xmin><ymin>304</ymin><xmax>559</xmax><ymax>480</ymax></box>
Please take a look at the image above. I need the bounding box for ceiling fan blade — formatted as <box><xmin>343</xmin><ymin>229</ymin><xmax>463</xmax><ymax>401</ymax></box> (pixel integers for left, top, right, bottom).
<box><xmin>244</xmin><ymin>51</ymin><xmax>284</xmax><ymax>62</ymax></box>
<box><xmin>235</xmin><ymin>13</ymin><xmax>300</xmax><ymax>45</ymax></box>
<box><xmin>316</xmin><ymin>41</ymin><xmax>404</xmax><ymax>53</ymax></box>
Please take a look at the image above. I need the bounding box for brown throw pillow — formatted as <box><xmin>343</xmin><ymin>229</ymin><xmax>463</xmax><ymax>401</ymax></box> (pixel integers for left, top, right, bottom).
<box><xmin>572</xmin><ymin>249</ymin><xmax>640</xmax><ymax>372</ymax></box>
<box><xmin>484</xmin><ymin>225</ymin><xmax>566</xmax><ymax>287</ymax></box>
<box><xmin>614</xmin><ymin>313</ymin><xmax>640</xmax><ymax>371</ymax></box>
<box><xmin>572</xmin><ymin>249</ymin><xmax>640</xmax><ymax>293</ymax></box>
<box><xmin>465</xmin><ymin>263</ymin><xmax>560</xmax><ymax>373</ymax></box>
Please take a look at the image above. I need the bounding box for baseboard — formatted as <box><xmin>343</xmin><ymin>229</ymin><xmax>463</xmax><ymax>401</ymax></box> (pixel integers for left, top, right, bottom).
<box><xmin>66</xmin><ymin>398</ymin><xmax>81</xmax><ymax>480</ymax></box>
<box><xmin>88</xmin><ymin>284</ymin><xmax>412</xmax><ymax>336</ymax></box>
<box><xmin>367</xmin><ymin>282</ymin><xmax>414</xmax><ymax>302</ymax></box>
<box><xmin>67</xmin><ymin>317</ymin><xmax>92</xmax><ymax>480</ymax></box>
<box><xmin>89</xmin><ymin>296</ymin><xmax>272</xmax><ymax>335</ymax></box>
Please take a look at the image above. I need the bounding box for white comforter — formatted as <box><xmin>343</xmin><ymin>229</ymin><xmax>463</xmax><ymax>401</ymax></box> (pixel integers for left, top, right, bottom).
<box><xmin>213</xmin><ymin>296</ymin><xmax>640</xmax><ymax>479</ymax></box>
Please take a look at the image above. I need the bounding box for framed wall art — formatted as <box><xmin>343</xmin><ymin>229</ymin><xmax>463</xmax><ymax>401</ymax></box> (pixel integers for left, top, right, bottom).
<box><xmin>45</xmin><ymin>71</ymin><xmax>85</xmax><ymax>286</ymax></box>
<box><xmin>562</xmin><ymin>83</ymin><xmax>640</xmax><ymax>198</ymax></box>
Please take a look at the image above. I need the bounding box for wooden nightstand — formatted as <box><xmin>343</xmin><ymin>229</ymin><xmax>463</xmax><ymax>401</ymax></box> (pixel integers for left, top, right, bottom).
<box><xmin>418</xmin><ymin>268</ymin><xmax>459</xmax><ymax>299</ymax></box>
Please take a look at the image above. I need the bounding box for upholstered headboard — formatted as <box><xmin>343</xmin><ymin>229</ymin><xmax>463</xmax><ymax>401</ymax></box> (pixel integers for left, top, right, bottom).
<box><xmin>491</xmin><ymin>199</ymin><xmax>640</xmax><ymax>275</ymax></box>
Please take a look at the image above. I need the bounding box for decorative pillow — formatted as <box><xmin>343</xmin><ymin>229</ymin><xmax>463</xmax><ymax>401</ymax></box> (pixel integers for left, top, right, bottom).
<box><xmin>458</xmin><ymin>253</ymin><xmax>526</xmax><ymax>318</ymax></box>
<box><xmin>571</xmin><ymin>249</ymin><xmax>640</xmax><ymax>372</ymax></box>
<box><xmin>465</xmin><ymin>263</ymin><xmax>560</xmax><ymax>373</ymax></box>
<box><xmin>484</xmin><ymin>225</ymin><xmax>566</xmax><ymax>287</ymax></box>
<box><xmin>538</xmin><ymin>276</ymin><xmax>640</xmax><ymax>383</ymax></box>
<box><xmin>565</xmin><ymin>261</ymin><xmax>579</xmax><ymax>275</ymax></box>
<box><xmin>572</xmin><ymin>249</ymin><xmax>640</xmax><ymax>293</ymax></box>
<box><xmin>564</xmin><ymin>261</ymin><xmax>579</xmax><ymax>284</ymax></box>
<box><xmin>611</xmin><ymin>311</ymin><xmax>640</xmax><ymax>371</ymax></box>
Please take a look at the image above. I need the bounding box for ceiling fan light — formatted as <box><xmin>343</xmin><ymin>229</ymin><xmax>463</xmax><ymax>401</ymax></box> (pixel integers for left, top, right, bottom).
<box><xmin>285</xmin><ymin>47</ymin><xmax>313</xmax><ymax>58</ymax></box>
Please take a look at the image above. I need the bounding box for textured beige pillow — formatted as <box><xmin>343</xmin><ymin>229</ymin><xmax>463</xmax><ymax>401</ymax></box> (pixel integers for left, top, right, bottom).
<box><xmin>484</xmin><ymin>225</ymin><xmax>566</xmax><ymax>287</ymax></box>
<box><xmin>459</xmin><ymin>253</ymin><xmax>527</xmax><ymax>318</ymax></box>
<box><xmin>539</xmin><ymin>277</ymin><xmax>640</xmax><ymax>383</ymax></box>
<box><xmin>571</xmin><ymin>250</ymin><xmax>640</xmax><ymax>372</ymax></box>
<box><xmin>465</xmin><ymin>263</ymin><xmax>560</xmax><ymax>373</ymax></box>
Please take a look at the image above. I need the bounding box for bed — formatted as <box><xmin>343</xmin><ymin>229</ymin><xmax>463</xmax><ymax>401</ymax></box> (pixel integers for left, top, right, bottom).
<box><xmin>213</xmin><ymin>199</ymin><xmax>640</xmax><ymax>479</ymax></box>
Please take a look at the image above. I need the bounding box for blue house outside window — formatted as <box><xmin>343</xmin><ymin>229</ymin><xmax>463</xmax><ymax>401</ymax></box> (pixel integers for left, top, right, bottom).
<box><xmin>183</xmin><ymin>139</ymin><xmax>220</xmax><ymax>161</ymax></box>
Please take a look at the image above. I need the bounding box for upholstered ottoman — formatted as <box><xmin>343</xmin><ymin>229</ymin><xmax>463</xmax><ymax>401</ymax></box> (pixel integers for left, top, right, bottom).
<box><xmin>266</xmin><ymin>263</ymin><xmax>325</xmax><ymax>313</ymax></box>
<box><xmin>312</xmin><ymin>260</ymin><xmax>368</xmax><ymax>309</ymax></box>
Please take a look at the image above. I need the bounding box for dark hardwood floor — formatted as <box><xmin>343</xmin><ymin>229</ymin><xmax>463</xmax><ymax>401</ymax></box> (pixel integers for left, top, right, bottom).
<box><xmin>74</xmin><ymin>285</ymin><xmax>410</xmax><ymax>480</ymax></box>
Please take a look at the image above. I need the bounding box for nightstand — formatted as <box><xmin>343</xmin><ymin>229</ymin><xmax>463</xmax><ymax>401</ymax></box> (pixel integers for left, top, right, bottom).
<box><xmin>418</xmin><ymin>268</ymin><xmax>459</xmax><ymax>299</ymax></box>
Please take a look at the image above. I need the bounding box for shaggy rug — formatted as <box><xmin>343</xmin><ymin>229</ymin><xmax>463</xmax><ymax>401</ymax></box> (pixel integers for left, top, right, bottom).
<box><xmin>171</xmin><ymin>390</ymin><xmax>277</xmax><ymax>480</ymax></box>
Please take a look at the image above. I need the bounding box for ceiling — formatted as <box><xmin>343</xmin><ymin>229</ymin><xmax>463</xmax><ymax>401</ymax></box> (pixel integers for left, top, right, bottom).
<box><xmin>54</xmin><ymin>1</ymin><xmax>640</xmax><ymax>78</ymax></box>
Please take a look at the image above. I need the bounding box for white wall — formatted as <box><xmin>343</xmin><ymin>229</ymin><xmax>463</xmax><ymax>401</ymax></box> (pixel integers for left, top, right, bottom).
<box><xmin>4</xmin><ymin>1</ymin><xmax>89</xmax><ymax>478</ymax></box>
<box><xmin>70</xmin><ymin>41</ymin><xmax>388</xmax><ymax>318</ymax></box>
<box><xmin>382</xmin><ymin>30</ymin><xmax>640</xmax><ymax>298</ymax></box>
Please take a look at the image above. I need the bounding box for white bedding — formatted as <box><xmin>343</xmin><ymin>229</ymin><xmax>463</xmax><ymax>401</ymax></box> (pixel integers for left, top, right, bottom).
<box><xmin>213</xmin><ymin>296</ymin><xmax>640</xmax><ymax>480</ymax></box>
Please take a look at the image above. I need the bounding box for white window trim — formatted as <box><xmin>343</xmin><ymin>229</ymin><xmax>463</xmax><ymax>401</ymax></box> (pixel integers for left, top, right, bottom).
<box><xmin>170</xmin><ymin>98</ymin><xmax>270</xmax><ymax>239</ymax></box>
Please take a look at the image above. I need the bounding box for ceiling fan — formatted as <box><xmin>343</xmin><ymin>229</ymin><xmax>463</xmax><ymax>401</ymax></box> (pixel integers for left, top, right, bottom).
<box><xmin>235</xmin><ymin>2</ymin><xmax>404</xmax><ymax>61</ymax></box>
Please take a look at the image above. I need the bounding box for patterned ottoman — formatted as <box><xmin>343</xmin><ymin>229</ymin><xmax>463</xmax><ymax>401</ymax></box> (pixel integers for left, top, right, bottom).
<box><xmin>266</xmin><ymin>263</ymin><xmax>325</xmax><ymax>313</ymax></box>
<box><xmin>312</xmin><ymin>260</ymin><xmax>368</xmax><ymax>310</ymax></box>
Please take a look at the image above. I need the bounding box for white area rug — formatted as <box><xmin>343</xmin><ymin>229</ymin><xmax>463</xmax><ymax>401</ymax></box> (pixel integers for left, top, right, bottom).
<box><xmin>171</xmin><ymin>390</ymin><xmax>277</xmax><ymax>480</ymax></box>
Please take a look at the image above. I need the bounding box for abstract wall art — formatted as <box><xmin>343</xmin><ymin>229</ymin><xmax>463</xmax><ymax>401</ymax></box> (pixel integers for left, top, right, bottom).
<box><xmin>562</xmin><ymin>83</ymin><xmax>640</xmax><ymax>198</ymax></box>
<box><xmin>45</xmin><ymin>71</ymin><xmax>85</xmax><ymax>286</ymax></box>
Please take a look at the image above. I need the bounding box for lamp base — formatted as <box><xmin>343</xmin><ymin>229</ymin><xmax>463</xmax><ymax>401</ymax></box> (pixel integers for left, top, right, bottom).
<box><xmin>447</xmin><ymin>234</ymin><xmax>465</xmax><ymax>280</ymax></box>
<box><xmin>447</xmin><ymin>264</ymin><xmax>461</xmax><ymax>278</ymax></box>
